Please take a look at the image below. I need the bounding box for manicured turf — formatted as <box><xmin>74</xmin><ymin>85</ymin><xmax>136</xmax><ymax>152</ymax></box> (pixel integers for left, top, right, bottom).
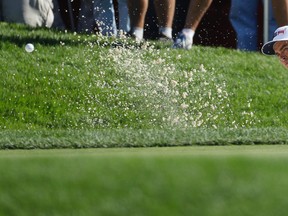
<box><xmin>1</xmin><ymin>145</ymin><xmax>288</xmax><ymax>216</ymax></box>
<box><xmin>1</xmin><ymin>22</ymin><xmax>288</xmax><ymax>148</ymax></box>
<box><xmin>1</xmin><ymin>22</ymin><xmax>288</xmax><ymax>216</ymax></box>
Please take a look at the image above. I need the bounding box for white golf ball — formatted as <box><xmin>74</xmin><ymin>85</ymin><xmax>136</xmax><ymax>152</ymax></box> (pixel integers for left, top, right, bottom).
<box><xmin>25</xmin><ymin>43</ymin><xmax>34</xmax><ymax>53</ymax></box>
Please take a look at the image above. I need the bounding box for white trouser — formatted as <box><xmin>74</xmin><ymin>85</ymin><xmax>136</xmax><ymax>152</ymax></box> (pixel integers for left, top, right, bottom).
<box><xmin>0</xmin><ymin>0</ymin><xmax>64</xmax><ymax>28</ymax></box>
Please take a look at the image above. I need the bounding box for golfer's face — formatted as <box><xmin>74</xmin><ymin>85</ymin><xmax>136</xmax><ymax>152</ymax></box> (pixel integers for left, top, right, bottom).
<box><xmin>274</xmin><ymin>41</ymin><xmax>288</xmax><ymax>68</ymax></box>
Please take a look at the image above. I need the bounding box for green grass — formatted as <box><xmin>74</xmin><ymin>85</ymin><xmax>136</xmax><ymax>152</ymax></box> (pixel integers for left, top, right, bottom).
<box><xmin>2</xmin><ymin>22</ymin><xmax>288</xmax><ymax>215</ymax></box>
<box><xmin>1</xmin><ymin>146</ymin><xmax>288</xmax><ymax>216</ymax></box>
<box><xmin>1</xmin><ymin>127</ymin><xmax>288</xmax><ymax>149</ymax></box>
<box><xmin>1</xmin><ymin>22</ymin><xmax>288</xmax><ymax>147</ymax></box>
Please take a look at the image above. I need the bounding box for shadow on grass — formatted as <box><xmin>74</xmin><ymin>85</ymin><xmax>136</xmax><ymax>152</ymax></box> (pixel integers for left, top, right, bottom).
<box><xmin>0</xmin><ymin>22</ymin><xmax>89</xmax><ymax>47</ymax></box>
<box><xmin>1</xmin><ymin>35</ymin><xmax>75</xmax><ymax>47</ymax></box>
<box><xmin>0</xmin><ymin>21</ymin><xmax>167</xmax><ymax>50</ymax></box>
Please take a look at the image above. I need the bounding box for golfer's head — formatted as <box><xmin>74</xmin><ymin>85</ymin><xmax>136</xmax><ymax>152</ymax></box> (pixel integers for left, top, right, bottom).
<box><xmin>273</xmin><ymin>41</ymin><xmax>288</xmax><ymax>68</ymax></box>
<box><xmin>262</xmin><ymin>26</ymin><xmax>288</xmax><ymax>68</ymax></box>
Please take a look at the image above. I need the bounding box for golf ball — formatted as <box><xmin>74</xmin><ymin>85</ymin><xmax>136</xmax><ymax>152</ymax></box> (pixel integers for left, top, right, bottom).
<box><xmin>25</xmin><ymin>43</ymin><xmax>34</xmax><ymax>53</ymax></box>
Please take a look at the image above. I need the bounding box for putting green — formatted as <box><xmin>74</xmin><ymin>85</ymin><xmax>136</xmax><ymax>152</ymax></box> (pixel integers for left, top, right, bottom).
<box><xmin>1</xmin><ymin>145</ymin><xmax>288</xmax><ymax>158</ymax></box>
<box><xmin>1</xmin><ymin>145</ymin><xmax>288</xmax><ymax>216</ymax></box>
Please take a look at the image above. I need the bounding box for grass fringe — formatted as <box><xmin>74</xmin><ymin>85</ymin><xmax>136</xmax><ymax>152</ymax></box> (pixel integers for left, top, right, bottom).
<box><xmin>1</xmin><ymin>127</ymin><xmax>288</xmax><ymax>149</ymax></box>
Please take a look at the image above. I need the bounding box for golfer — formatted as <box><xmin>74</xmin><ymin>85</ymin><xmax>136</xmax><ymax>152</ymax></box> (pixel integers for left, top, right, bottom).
<box><xmin>262</xmin><ymin>25</ymin><xmax>288</xmax><ymax>68</ymax></box>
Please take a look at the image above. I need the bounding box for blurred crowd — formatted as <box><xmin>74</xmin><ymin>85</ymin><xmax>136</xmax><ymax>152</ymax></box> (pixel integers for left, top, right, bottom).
<box><xmin>0</xmin><ymin>0</ymin><xmax>288</xmax><ymax>51</ymax></box>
